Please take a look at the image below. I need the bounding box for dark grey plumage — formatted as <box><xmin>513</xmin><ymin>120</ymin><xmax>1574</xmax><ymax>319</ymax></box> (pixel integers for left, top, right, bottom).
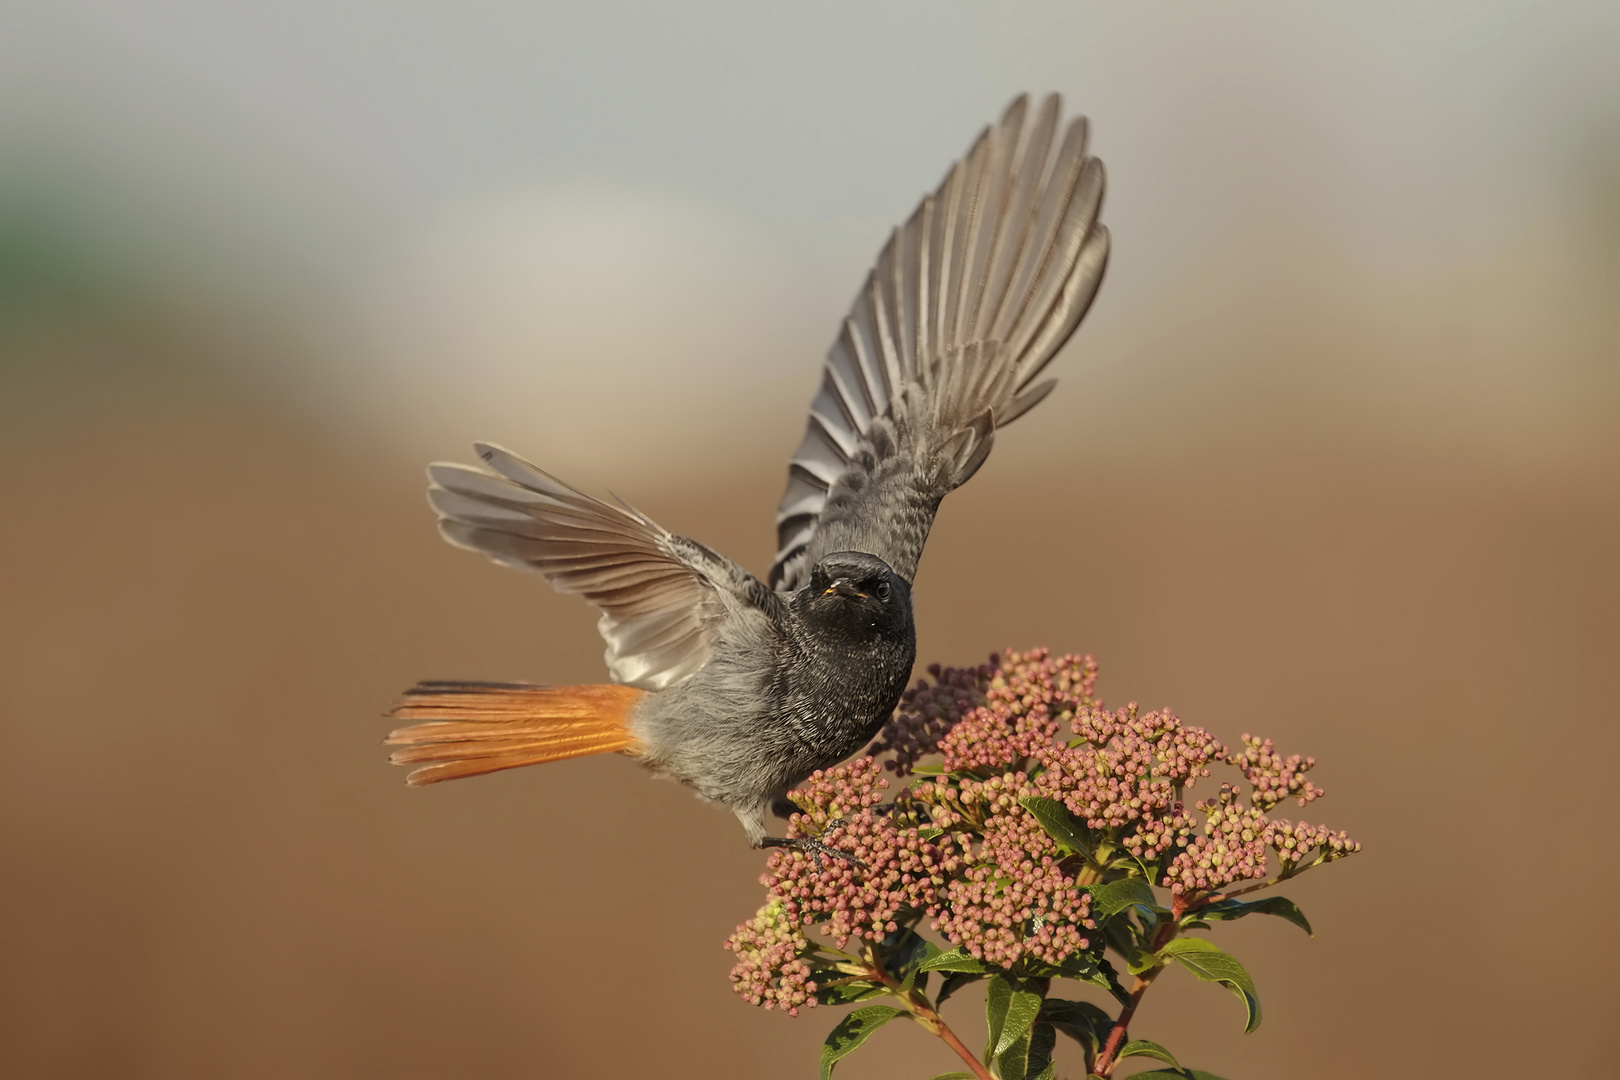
<box><xmin>399</xmin><ymin>95</ymin><xmax>1108</xmax><ymax>845</ymax></box>
<box><xmin>632</xmin><ymin>551</ymin><xmax>914</xmax><ymax>844</ymax></box>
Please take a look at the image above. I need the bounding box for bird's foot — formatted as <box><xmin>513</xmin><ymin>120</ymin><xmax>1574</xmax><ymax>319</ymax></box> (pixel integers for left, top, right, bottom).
<box><xmin>760</xmin><ymin>832</ymin><xmax>866</xmax><ymax>872</ymax></box>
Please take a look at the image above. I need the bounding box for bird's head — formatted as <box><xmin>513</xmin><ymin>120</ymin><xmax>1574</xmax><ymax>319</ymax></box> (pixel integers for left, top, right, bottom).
<box><xmin>798</xmin><ymin>551</ymin><xmax>913</xmax><ymax>642</ymax></box>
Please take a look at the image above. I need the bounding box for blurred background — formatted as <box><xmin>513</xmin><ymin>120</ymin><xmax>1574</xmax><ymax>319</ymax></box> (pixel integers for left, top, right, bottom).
<box><xmin>2</xmin><ymin>2</ymin><xmax>1616</xmax><ymax>1077</ymax></box>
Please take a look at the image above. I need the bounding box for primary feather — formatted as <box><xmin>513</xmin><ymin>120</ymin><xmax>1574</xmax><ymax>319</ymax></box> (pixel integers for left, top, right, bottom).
<box><xmin>426</xmin><ymin>442</ymin><xmax>761</xmax><ymax>691</ymax></box>
<box><xmin>770</xmin><ymin>93</ymin><xmax>1109</xmax><ymax>591</ymax></box>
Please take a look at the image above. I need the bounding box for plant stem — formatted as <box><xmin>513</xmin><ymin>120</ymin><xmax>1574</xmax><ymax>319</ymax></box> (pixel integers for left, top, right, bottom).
<box><xmin>1207</xmin><ymin>866</ymin><xmax>1298</xmax><ymax>903</ymax></box>
<box><xmin>864</xmin><ymin>946</ymin><xmax>994</xmax><ymax>1080</ymax></box>
<box><xmin>1092</xmin><ymin>900</ymin><xmax>1185</xmax><ymax>1077</ymax></box>
<box><xmin>910</xmin><ymin>1000</ymin><xmax>995</xmax><ymax>1080</ymax></box>
<box><xmin>1091</xmin><ymin>969</ymin><xmax>1158</xmax><ymax>1077</ymax></box>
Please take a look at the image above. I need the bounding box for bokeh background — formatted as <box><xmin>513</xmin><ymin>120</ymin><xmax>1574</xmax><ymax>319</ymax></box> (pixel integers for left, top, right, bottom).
<box><xmin>2</xmin><ymin>2</ymin><xmax>1617</xmax><ymax>1077</ymax></box>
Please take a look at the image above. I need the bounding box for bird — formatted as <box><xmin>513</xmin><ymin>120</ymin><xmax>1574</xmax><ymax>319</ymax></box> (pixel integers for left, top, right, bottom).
<box><xmin>385</xmin><ymin>93</ymin><xmax>1110</xmax><ymax>850</ymax></box>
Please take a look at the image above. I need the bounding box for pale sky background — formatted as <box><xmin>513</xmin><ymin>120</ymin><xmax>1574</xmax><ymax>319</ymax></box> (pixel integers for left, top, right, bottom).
<box><xmin>2</xmin><ymin>1</ymin><xmax>1615</xmax><ymax>486</ymax></box>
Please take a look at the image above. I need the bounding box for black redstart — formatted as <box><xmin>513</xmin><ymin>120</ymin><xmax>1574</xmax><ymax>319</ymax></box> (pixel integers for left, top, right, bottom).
<box><xmin>387</xmin><ymin>94</ymin><xmax>1109</xmax><ymax>850</ymax></box>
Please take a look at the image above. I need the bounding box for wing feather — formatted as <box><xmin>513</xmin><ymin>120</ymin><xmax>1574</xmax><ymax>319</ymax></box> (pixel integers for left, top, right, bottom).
<box><xmin>430</xmin><ymin>442</ymin><xmax>764</xmax><ymax>690</ymax></box>
<box><xmin>770</xmin><ymin>94</ymin><xmax>1109</xmax><ymax>590</ymax></box>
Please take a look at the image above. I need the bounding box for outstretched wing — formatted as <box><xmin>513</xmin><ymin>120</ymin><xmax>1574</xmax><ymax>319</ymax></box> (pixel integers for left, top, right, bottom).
<box><xmin>771</xmin><ymin>93</ymin><xmax>1109</xmax><ymax>590</ymax></box>
<box><xmin>428</xmin><ymin>442</ymin><xmax>763</xmax><ymax>690</ymax></box>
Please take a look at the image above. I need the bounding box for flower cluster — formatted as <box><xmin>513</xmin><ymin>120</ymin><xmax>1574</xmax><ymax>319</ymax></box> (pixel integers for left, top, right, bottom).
<box><xmin>867</xmin><ymin>659</ymin><xmax>998</xmax><ymax>774</ymax></box>
<box><xmin>761</xmin><ymin>757</ymin><xmax>959</xmax><ymax>950</ymax></box>
<box><xmin>1262</xmin><ymin>817</ymin><xmax>1362</xmax><ymax>869</ymax></box>
<box><xmin>932</xmin><ymin>776</ymin><xmax>1093</xmax><ymax>966</ymax></box>
<box><xmin>1162</xmin><ymin>784</ymin><xmax>1269</xmax><ymax>896</ymax></box>
<box><xmin>871</xmin><ymin>650</ymin><xmax>1099</xmax><ymax>776</ymax></box>
<box><xmin>724</xmin><ymin>648</ymin><xmax>1360</xmax><ymax>1015</ymax></box>
<box><xmin>936</xmin><ymin>649</ymin><xmax>1099</xmax><ymax>773</ymax></box>
<box><xmin>1036</xmin><ymin>701</ymin><xmax>1223</xmax><ymax>832</ymax></box>
<box><xmin>1231</xmin><ymin>734</ymin><xmax>1324</xmax><ymax>810</ymax></box>
<box><xmin>725</xmin><ymin>897</ymin><xmax>817</xmax><ymax>1015</ymax></box>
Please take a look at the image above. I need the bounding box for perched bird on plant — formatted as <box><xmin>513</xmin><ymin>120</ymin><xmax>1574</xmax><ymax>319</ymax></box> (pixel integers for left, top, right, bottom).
<box><xmin>386</xmin><ymin>94</ymin><xmax>1110</xmax><ymax>850</ymax></box>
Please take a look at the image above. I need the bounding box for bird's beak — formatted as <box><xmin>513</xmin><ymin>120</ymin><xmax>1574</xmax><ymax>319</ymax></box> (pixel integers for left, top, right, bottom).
<box><xmin>823</xmin><ymin>578</ymin><xmax>866</xmax><ymax>599</ymax></box>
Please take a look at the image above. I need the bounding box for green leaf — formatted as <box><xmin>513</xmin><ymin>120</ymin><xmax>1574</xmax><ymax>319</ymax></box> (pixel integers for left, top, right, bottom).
<box><xmin>919</xmin><ymin>946</ymin><xmax>992</xmax><ymax>973</ymax></box>
<box><xmin>910</xmin><ymin>762</ymin><xmax>946</xmax><ymax>775</ymax></box>
<box><xmin>1029</xmin><ymin>1020</ymin><xmax>1057</xmax><ymax>1078</ymax></box>
<box><xmin>1159</xmin><ymin>938</ymin><xmax>1262</xmax><ymax>1033</ymax></box>
<box><xmin>1117</xmin><ymin>1039</ymin><xmax>1180</xmax><ymax>1066</ymax></box>
<box><xmin>1103</xmin><ymin>916</ymin><xmax>1141</xmax><ymax>959</ymax></box>
<box><xmin>1031</xmin><ymin>950</ymin><xmax>1112</xmax><ymax>993</ymax></box>
<box><xmin>997</xmin><ymin>1021</ymin><xmax>1056</xmax><ymax>1080</ymax></box>
<box><xmin>893</xmin><ymin>929</ymin><xmax>937</xmax><ymax>966</ymax></box>
<box><xmin>812</xmin><ymin>979</ymin><xmax>887</xmax><ymax>1006</ymax></box>
<box><xmin>1018</xmin><ymin>796</ymin><xmax>1093</xmax><ymax>855</ymax></box>
<box><xmin>1123</xmin><ymin>850</ymin><xmax>1159</xmax><ymax>882</ymax></box>
<box><xmin>818</xmin><ymin>1006</ymin><xmax>904</xmax><ymax>1080</ymax></box>
<box><xmin>1088</xmin><ymin>877</ymin><xmax>1157</xmax><ymax>919</ymax></box>
<box><xmin>936</xmin><ymin>970</ymin><xmax>985</xmax><ymax>1006</ymax></box>
<box><xmin>1097</xmin><ymin>957</ymin><xmax>1134</xmax><ymax>1007</ymax></box>
<box><xmin>992</xmin><ymin>985</ymin><xmax>1044</xmax><ymax>1058</ymax></box>
<box><xmin>1047</xmin><ymin>1024</ymin><xmax>1100</xmax><ymax>1056</ymax></box>
<box><xmin>985</xmin><ymin>976</ymin><xmax>1012</xmax><ymax>1059</ymax></box>
<box><xmin>919</xmin><ymin>827</ymin><xmax>945</xmax><ymax>840</ymax></box>
<box><xmin>1040</xmin><ymin>998</ymin><xmax>1114</xmax><ymax>1055</ymax></box>
<box><xmin>1195</xmin><ymin>895</ymin><xmax>1313</xmax><ymax>936</ymax></box>
<box><xmin>1048</xmin><ymin>1000</ymin><xmax>1116</xmax><ymax>1026</ymax></box>
<box><xmin>998</xmin><ymin>1030</ymin><xmax>1032</xmax><ymax>1080</ymax></box>
<box><xmin>1126</xmin><ymin>947</ymin><xmax>1162</xmax><ymax>975</ymax></box>
<box><xmin>1046</xmin><ymin>952</ymin><xmax>1101</xmax><ymax>979</ymax></box>
<box><xmin>887</xmin><ymin>929</ymin><xmax>935</xmax><ymax>991</ymax></box>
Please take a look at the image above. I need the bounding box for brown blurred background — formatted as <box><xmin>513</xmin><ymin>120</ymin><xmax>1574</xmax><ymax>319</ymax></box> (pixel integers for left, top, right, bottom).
<box><xmin>2</xmin><ymin>3</ymin><xmax>1617</xmax><ymax>1078</ymax></box>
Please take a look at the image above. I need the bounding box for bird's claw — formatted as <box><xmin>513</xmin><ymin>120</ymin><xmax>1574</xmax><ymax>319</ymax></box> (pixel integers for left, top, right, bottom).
<box><xmin>761</xmin><ymin>831</ymin><xmax>867</xmax><ymax>872</ymax></box>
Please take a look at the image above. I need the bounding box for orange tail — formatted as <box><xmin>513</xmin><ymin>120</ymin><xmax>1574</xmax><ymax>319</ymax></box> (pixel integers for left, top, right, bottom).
<box><xmin>385</xmin><ymin>681</ymin><xmax>643</xmax><ymax>786</ymax></box>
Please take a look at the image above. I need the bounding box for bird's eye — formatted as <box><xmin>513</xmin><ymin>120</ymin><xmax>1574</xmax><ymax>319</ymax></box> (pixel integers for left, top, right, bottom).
<box><xmin>875</xmin><ymin>580</ymin><xmax>890</xmax><ymax>601</ymax></box>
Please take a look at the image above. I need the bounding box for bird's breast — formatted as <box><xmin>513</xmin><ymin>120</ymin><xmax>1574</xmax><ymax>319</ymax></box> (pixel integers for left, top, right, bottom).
<box><xmin>783</xmin><ymin>637</ymin><xmax>914</xmax><ymax>756</ymax></box>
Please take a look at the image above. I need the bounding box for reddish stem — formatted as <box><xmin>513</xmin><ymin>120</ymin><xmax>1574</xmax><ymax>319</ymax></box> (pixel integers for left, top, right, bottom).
<box><xmin>1093</xmin><ymin>898</ymin><xmax>1186</xmax><ymax>1077</ymax></box>
<box><xmin>914</xmin><ymin>1004</ymin><xmax>995</xmax><ymax>1080</ymax></box>
<box><xmin>865</xmin><ymin>947</ymin><xmax>993</xmax><ymax>1080</ymax></box>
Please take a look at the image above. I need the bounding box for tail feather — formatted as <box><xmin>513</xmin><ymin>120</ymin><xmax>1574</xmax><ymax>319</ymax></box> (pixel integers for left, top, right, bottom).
<box><xmin>386</xmin><ymin>681</ymin><xmax>642</xmax><ymax>786</ymax></box>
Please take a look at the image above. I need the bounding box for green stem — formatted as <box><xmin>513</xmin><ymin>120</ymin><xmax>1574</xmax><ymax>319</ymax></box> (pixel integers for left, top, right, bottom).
<box><xmin>1205</xmin><ymin>864</ymin><xmax>1300</xmax><ymax>904</ymax></box>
